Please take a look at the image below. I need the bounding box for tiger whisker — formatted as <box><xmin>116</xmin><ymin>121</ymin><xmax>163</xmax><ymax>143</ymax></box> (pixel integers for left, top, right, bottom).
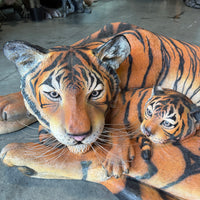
<box><xmin>42</xmin><ymin>147</ymin><xmax>68</xmax><ymax>163</ymax></box>
<box><xmin>16</xmin><ymin>120</ymin><xmax>38</xmax><ymax>130</ymax></box>
<box><xmin>95</xmin><ymin>142</ymin><xmax>131</xmax><ymax>164</ymax></box>
<box><xmin>89</xmin><ymin>143</ymin><xmax>106</xmax><ymax>165</ymax></box>
<box><xmin>25</xmin><ymin>144</ymin><xmax>66</xmax><ymax>159</ymax></box>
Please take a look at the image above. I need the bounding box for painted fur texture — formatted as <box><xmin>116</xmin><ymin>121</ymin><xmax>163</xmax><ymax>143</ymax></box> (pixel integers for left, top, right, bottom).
<box><xmin>0</xmin><ymin>22</ymin><xmax>200</xmax><ymax>200</ymax></box>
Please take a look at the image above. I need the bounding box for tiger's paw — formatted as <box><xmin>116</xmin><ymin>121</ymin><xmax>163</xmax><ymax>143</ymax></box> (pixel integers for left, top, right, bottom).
<box><xmin>1</xmin><ymin>143</ymin><xmax>40</xmax><ymax>177</ymax></box>
<box><xmin>103</xmin><ymin>144</ymin><xmax>135</xmax><ymax>178</ymax></box>
<box><xmin>1</xmin><ymin>143</ymin><xmax>27</xmax><ymax>167</ymax></box>
<box><xmin>0</xmin><ymin>92</ymin><xmax>36</xmax><ymax>134</ymax></box>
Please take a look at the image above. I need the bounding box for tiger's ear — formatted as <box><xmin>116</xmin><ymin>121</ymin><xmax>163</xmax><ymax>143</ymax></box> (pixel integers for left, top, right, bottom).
<box><xmin>4</xmin><ymin>40</ymin><xmax>48</xmax><ymax>76</ymax></box>
<box><xmin>190</xmin><ymin>105</ymin><xmax>200</xmax><ymax>123</ymax></box>
<box><xmin>93</xmin><ymin>35</ymin><xmax>130</xmax><ymax>70</ymax></box>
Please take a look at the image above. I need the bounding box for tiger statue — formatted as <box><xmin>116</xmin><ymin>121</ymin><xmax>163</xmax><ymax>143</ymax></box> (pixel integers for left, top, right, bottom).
<box><xmin>0</xmin><ymin>22</ymin><xmax>200</xmax><ymax>200</ymax></box>
<box><xmin>1</xmin><ymin>87</ymin><xmax>200</xmax><ymax>200</ymax></box>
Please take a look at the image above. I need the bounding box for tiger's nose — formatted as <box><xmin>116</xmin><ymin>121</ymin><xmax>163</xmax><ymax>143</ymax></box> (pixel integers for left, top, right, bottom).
<box><xmin>70</xmin><ymin>134</ymin><xmax>87</xmax><ymax>142</ymax></box>
<box><xmin>68</xmin><ymin>129</ymin><xmax>92</xmax><ymax>142</ymax></box>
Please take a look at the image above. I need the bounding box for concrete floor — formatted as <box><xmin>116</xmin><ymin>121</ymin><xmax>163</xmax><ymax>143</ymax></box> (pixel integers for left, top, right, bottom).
<box><xmin>0</xmin><ymin>0</ymin><xmax>200</xmax><ymax>199</ymax></box>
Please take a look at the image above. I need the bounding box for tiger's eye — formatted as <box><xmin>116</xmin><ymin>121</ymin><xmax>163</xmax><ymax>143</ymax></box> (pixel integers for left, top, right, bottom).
<box><xmin>91</xmin><ymin>90</ymin><xmax>100</xmax><ymax>97</ymax></box>
<box><xmin>50</xmin><ymin>91</ymin><xmax>60</xmax><ymax>98</ymax></box>
<box><xmin>161</xmin><ymin>120</ymin><xmax>172</xmax><ymax>128</ymax></box>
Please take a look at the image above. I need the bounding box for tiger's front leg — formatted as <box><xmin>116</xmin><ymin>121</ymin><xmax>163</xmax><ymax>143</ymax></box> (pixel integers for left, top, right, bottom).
<box><xmin>37</xmin><ymin>125</ymin><xmax>135</xmax><ymax>178</ymax></box>
<box><xmin>0</xmin><ymin>92</ymin><xmax>36</xmax><ymax>134</ymax></box>
<box><xmin>103</xmin><ymin>127</ymin><xmax>135</xmax><ymax>178</ymax></box>
<box><xmin>0</xmin><ymin>142</ymin><xmax>108</xmax><ymax>182</ymax></box>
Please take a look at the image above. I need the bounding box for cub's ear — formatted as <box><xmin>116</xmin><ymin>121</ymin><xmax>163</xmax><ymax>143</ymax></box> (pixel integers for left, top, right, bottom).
<box><xmin>3</xmin><ymin>40</ymin><xmax>48</xmax><ymax>76</ymax></box>
<box><xmin>190</xmin><ymin>105</ymin><xmax>200</xmax><ymax>123</ymax></box>
<box><xmin>93</xmin><ymin>35</ymin><xmax>130</xmax><ymax>70</ymax></box>
<box><xmin>151</xmin><ymin>86</ymin><xmax>164</xmax><ymax>96</ymax></box>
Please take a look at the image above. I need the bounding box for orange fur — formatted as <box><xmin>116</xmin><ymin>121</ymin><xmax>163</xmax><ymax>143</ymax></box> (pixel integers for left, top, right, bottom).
<box><xmin>1</xmin><ymin>22</ymin><xmax>200</xmax><ymax>200</ymax></box>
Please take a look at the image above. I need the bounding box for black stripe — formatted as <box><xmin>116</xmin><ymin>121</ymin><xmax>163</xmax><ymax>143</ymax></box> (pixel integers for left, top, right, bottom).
<box><xmin>190</xmin><ymin>86</ymin><xmax>200</xmax><ymax>100</ymax></box>
<box><xmin>141</xmin><ymin>38</ymin><xmax>153</xmax><ymax>87</ymax></box>
<box><xmin>158</xmin><ymin>189</ymin><xmax>179</xmax><ymax>200</ymax></box>
<box><xmin>76</xmin><ymin>49</ymin><xmax>91</xmax><ymax>66</ymax></box>
<box><xmin>56</xmin><ymin>72</ymin><xmax>65</xmax><ymax>88</ymax></box>
<box><xmin>43</xmin><ymin>53</ymin><xmax>63</xmax><ymax>72</ymax></box>
<box><xmin>162</xmin><ymin>142</ymin><xmax>200</xmax><ymax>190</ymax></box>
<box><xmin>185</xmin><ymin>113</ymin><xmax>193</xmax><ymax>137</ymax></box>
<box><xmin>117</xmin><ymin>22</ymin><xmax>136</xmax><ymax>33</ymax></box>
<box><xmin>115</xmin><ymin>177</ymin><xmax>142</xmax><ymax>200</ymax></box>
<box><xmin>80</xmin><ymin>68</ymin><xmax>88</xmax><ymax>82</ymax></box>
<box><xmin>134</xmin><ymin>29</ymin><xmax>145</xmax><ymax>51</ymax></box>
<box><xmin>124</xmin><ymin>55</ymin><xmax>133</xmax><ymax>91</ymax></box>
<box><xmin>21</xmin><ymin>62</ymin><xmax>49</xmax><ymax>127</ymax></box>
<box><xmin>30</xmin><ymin>70</ymin><xmax>41</xmax><ymax>97</ymax></box>
<box><xmin>41</xmin><ymin>71</ymin><xmax>55</xmax><ymax>89</ymax></box>
<box><xmin>178</xmin><ymin>104</ymin><xmax>184</xmax><ymax>118</ymax></box>
<box><xmin>81</xmin><ymin>161</ymin><xmax>92</xmax><ymax>180</ymax></box>
<box><xmin>98</xmin><ymin>23</ymin><xmax>114</xmax><ymax>39</ymax></box>
<box><xmin>124</xmin><ymin>101</ymin><xmax>131</xmax><ymax>126</ymax></box>
<box><xmin>137</xmin><ymin>90</ymin><xmax>148</xmax><ymax>123</ymax></box>
<box><xmin>156</xmin><ymin>37</ymin><xmax>171</xmax><ymax>86</ymax></box>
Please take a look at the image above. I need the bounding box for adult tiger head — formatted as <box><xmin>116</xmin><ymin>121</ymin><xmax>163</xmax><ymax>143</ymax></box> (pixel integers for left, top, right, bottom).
<box><xmin>140</xmin><ymin>87</ymin><xmax>200</xmax><ymax>144</ymax></box>
<box><xmin>3</xmin><ymin>35</ymin><xmax>130</xmax><ymax>154</ymax></box>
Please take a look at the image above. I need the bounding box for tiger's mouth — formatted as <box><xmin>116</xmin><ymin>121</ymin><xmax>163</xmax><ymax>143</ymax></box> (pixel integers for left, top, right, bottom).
<box><xmin>51</xmin><ymin>127</ymin><xmax>104</xmax><ymax>154</ymax></box>
<box><xmin>67</xmin><ymin>144</ymin><xmax>91</xmax><ymax>154</ymax></box>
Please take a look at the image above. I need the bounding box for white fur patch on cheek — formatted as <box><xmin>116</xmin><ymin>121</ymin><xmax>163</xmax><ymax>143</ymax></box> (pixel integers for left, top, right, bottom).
<box><xmin>50</xmin><ymin>124</ymin><xmax>76</xmax><ymax>146</ymax></box>
<box><xmin>83</xmin><ymin>125</ymin><xmax>104</xmax><ymax>145</ymax></box>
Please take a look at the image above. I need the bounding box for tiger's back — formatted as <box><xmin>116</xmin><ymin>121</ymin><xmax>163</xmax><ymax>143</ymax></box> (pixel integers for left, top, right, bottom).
<box><xmin>74</xmin><ymin>22</ymin><xmax>200</xmax><ymax>104</ymax></box>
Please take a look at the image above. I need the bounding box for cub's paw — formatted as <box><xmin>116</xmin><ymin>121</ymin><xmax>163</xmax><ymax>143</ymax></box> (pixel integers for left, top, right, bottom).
<box><xmin>103</xmin><ymin>144</ymin><xmax>135</xmax><ymax>178</ymax></box>
<box><xmin>137</xmin><ymin>134</ymin><xmax>152</xmax><ymax>160</ymax></box>
<box><xmin>141</xmin><ymin>149</ymin><xmax>152</xmax><ymax>160</ymax></box>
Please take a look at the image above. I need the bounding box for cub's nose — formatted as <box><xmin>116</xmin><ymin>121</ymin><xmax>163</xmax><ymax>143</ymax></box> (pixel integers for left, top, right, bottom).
<box><xmin>144</xmin><ymin>127</ymin><xmax>152</xmax><ymax>137</ymax></box>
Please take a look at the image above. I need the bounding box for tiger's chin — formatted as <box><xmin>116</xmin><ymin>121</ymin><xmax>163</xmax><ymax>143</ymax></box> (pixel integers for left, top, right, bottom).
<box><xmin>67</xmin><ymin>144</ymin><xmax>91</xmax><ymax>154</ymax></box>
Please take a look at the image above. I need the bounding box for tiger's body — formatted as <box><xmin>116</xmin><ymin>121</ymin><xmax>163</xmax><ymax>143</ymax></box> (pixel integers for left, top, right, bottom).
<box><xmin>1</xmin><ymin>87</ymin><xmax>200</xmax><ymax>200</ymax></box>
<box><xmin>0</xmin><ymin>22</ymin><xmax>200</xmax><ymax>200</ymax></box>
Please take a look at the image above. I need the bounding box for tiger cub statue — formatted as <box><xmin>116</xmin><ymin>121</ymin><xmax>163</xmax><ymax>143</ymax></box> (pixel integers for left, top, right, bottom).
<box><xmin>139</xmin><ymin>87</ymin><xmax>200</xmax><ymax>159</ymax></box>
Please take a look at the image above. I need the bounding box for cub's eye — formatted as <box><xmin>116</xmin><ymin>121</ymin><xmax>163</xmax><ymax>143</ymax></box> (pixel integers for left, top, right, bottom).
<box><xmin>146</xmin><ymin>107</ymin><xmax>152</xmax><ymax>117</ymax></box>
<box><xmin>45</xmin><ymin>91</ymin><xmax>61</xmax><ymax>101</ymax></box>
<box><xmin>161</xmin><ymin>120</ymin><xmax>173</xmax><ymax>128</ymax></box>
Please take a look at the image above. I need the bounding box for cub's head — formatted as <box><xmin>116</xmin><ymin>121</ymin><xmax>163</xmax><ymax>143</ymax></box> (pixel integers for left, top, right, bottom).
<box><xmin>3</xmin><ymin>35</ymin><xmax>130</xmax><ymax>154</ymax></box>
<box><xmin>140</xmin><ymin>87</ymin><xmax>200</xmax><ymax>144</ymax></box>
